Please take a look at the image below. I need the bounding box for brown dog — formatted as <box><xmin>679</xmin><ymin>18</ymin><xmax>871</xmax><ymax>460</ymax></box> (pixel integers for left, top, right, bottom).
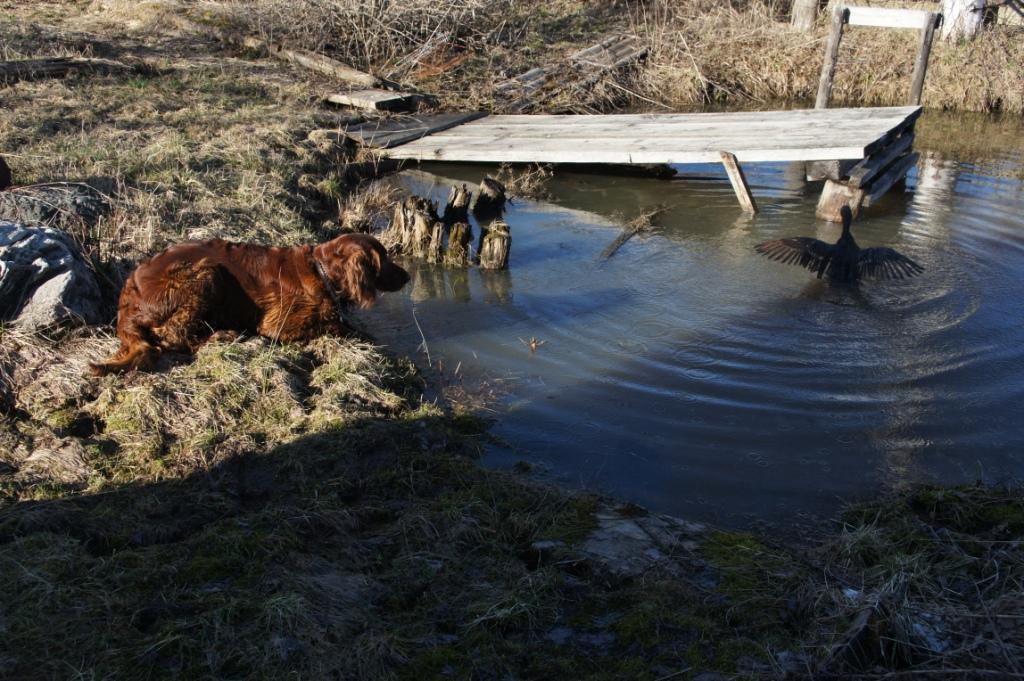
<box><xmin>90</xmin><ymin>233</ymin><xmax>409</xmax><ymax>375</ymax></box>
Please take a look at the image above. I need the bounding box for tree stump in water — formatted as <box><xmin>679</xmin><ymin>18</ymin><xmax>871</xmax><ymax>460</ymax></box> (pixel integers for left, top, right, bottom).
<box><xmin>473</xmin><ymin>177</ymin><xmax>507</xmax><ymax>223</ymax></box>
<box><xmin>0</xmin><ymin>156</ymin><xmax>10</xmax><ymax>190</ymax></box>
<box><xmin>390</xmin><ymin>195</ymin><xmax>440</xmax><ymax>258</ymax></box>
<box><xmin>478</xmin><ymin>220</ymin><xmax>511</xmax><ymax>270</ymax></box>
<box><xmin>445</xmin><ymin>222</ymin><xmax>473</xmax><ymax>267</ymax></box>
<box><xmin>443</xmin><ymin>184</ymin><xmax>472</xmax><ymax>226</ymax></box>
<box><xmin>426</xmin><ymin>221</ymin><xmax>444</xmax><ymax>264</ymax></box>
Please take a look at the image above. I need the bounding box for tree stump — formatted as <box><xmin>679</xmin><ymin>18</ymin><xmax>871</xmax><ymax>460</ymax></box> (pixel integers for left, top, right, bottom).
<box><xmin>0</xmin><ymin>156</ymin><xmax>10</xmax><ymax>190</ymax></box>
<box><xmin>478</xmin><ymin>220</ymin><xmax>511</xmax><ymax>270</ymax></box>
<box><xmin>444</xmin><ymin>222</ymin><xmax>473</xmax><ymax>267</ymax></box>
<box><xmin>389</xmin><ymin>195</ymin><xmax>440</xmax><ymax>257</ymax></box>
<box><xmin>426</xmin><ymin>221</ymin><xmax>444</xmax><ymax>264</ymax></box>
<box><xmin>473</xmin><ymin>177</ymin><xmax>507</xmax><ymax>223</ymax></box>
<box><xmin>790</xmin><ymin>0</ymin><xmax>821</xmax><ymax>31</ymax></box>
<box><xmin>443</xmin><ymin>184</ymin><xmax>472</xmax><ymax>226</ymax></box>
<box><xmin>942</xmin><ymin>0</ymin><xmax>985</xmax><ymax>40</ymax></box>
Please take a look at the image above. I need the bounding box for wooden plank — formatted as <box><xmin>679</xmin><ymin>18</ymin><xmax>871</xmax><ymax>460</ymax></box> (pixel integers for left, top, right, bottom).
<box><xmin>393</xmin><ymin>132</ymin><xmax>890</xmax><ymax>153</ymax></box>
<box><xmin>816</xmin><ymin>6</ymin><xmax>849</xmax><ymax>108</ymax></box>
<box><xmin>720</xmin><ymin>152</ymin><xmax>758</xmax><ymax>213</ymax></box>
<box><xmin>344</xmin><ymin>112</ymin><xmax>487</xmax><ymax>149</ymax></box>
<box><xmin>0</xmin><ymin>57</ymin><xmax>136</xmax><ymax>84</ymax></box>
<box><xmin>861</xmin><ymin>152</ymin><xmax>919</xmax><ymax>206</ymax></box>
<box><xmin>861</xmin><ymin>106</ymin><xmax>922</xmax><ymax>155</ymax></box>
<box><xmin>847</xmin><ymin>133</ymin><xmax>915</xmax><ymax>188</ymax></box>
<box><xmin>909</xmin><ymin>12</ymin><xmax>939</xmax><ymax>105</ymax></box>
<box><xmin>454</xmin><ymin>106</ymin><xmax>921</xmax><ymax>126</ymax></box>
<box><xmin>326</xmin><ymin>89</ymin><xmax>427</xmax><ymax>112</ymax></box>
<box><xmin>846</xmin><ymin>6</ymin><xmax>936</xmax><ymax>29</ymax></box>
<box><xmin>384</xmin><ymin>144</ymin><xmax>872</xmax><ymax>165</ymax></box>
<box><xmin>422</xmin><ymin>120</ymin><xmax>912</xmax><ymax>141</ymax></box>
<box><xmin>244</xmin><ymin>38</ymin><xmax>384</xmax><ymax>87</ymax></box>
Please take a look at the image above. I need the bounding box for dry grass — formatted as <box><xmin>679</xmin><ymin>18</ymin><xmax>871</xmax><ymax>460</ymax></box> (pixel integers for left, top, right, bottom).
<box><xmin>629</xmin><ymin>0</ymin><xmax>1024</xmax><ymax>113</ymax></box>
<box><xmin>800</xmin><ymin>486</ymin><xmax>1024</xmax><ymax>678</ymax></box>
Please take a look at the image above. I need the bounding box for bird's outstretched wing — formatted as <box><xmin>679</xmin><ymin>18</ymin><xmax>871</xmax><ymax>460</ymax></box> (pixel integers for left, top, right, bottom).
<box><xmin>754</xmin><ymin>237</ymin><xmax>835</xmax><ymax>276</ymax></box>
<box><xmin>856</xmin><ymin>247</ymin><xmax>924</xmax><ymax>280</ymax></box>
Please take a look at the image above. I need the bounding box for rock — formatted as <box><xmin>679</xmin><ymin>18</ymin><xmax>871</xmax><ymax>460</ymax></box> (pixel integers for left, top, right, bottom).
<box><xmin>16</xmin><ymin>438</ymin><xmax>92</xmax><ymax>484</ymax></box>
<box><xmin>0</xmin><ymin>156</ymin><xmax>10</xmax><ymax>190</ymax></box>
<box><xmin>0</xmin><ymin>220</ymin><xmax>105</xmax><ymax>331</ymax></box>
<box><xmin>578</xmin><ymin>505</ymin><xmax>707</xmax><ymax>581</ymax></box>
<box><xmin>0</xmin><ymin>183</ymin><xmax>109</xmax><ymax>228</ymax></box>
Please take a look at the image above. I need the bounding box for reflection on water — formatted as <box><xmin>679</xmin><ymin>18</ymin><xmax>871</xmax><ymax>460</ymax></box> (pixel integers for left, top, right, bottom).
<box><xmin>360</xmin><ymin>113</ymin><xmax>1024</xmax><ymax>532</ymax></box>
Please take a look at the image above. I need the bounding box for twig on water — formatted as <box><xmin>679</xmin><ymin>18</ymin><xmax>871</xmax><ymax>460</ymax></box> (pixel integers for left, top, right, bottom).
<box><xmin>600</xmin><ymin>204</ymin><xmax>667</xmax><ymax>260</ymax></box>
<box><xmin>411</xmin><ymin>307</ymin><xmax>431</xmax><ymax>367</ymax></box>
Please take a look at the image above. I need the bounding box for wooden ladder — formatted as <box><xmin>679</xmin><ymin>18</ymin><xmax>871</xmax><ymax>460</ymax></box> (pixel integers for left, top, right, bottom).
<box><xmin>812</xmin><ymin>5</ymin><xmax>941</xmax><ymax>221</ymax></box>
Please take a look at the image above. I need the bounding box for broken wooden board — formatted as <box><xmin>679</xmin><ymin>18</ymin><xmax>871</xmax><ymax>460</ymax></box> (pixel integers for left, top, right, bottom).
<box><xmin>326</xmin><ymin>89</ymin><xmax>433</xmax><ymax>113</ymax></box>
<box><xmin>343</xmin><ymin>112</ymin><xmax>487</xmax><ymax>150</ymax></box>
<box><xmin>0</xmin><ymin>57</ymin><xmax>137</xmax><ymax>85</ymax></box>
<box><xmin>494</xmin><ymin>34</ymin><xmax>648</xmax><ymax>113</ymax></box>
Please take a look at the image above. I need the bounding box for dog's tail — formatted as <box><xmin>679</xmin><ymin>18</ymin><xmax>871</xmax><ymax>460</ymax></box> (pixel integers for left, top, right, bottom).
<box><xmin>89</xmin><ymin>341</ymin><xmax>158</xmax><ymax>376</ymax></box>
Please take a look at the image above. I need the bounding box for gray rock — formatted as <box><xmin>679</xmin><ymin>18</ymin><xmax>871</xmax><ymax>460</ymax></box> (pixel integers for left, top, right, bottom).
<box><xmin>0</xmin><ymin>220</ymin><xmax>105</xmax><ymax>331</ymax></box>
<box><xmin>578</xmin><ymin>506</ymin><xmax>707</xmax><ymax>581</ymax></box>
<box><xmin>0</xmin><ymin>183</ymin><xmax>109</xmax><ymax>228</ymax></box>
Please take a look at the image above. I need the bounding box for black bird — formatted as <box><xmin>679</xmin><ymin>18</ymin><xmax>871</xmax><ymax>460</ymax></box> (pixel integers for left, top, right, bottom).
<box><xmin>754</xmin><ymin>206</ymin><xmax>923</xmax><ymax>283</ymax></box>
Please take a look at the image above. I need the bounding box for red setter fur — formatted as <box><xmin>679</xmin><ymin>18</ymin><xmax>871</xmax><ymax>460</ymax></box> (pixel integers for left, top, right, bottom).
<box><xmin>90</xmin><ymin>233</ymin><xmax>409</xmax><ymax>375</ymax></box>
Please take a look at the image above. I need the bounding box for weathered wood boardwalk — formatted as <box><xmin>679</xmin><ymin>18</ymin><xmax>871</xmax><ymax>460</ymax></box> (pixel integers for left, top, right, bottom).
<box><xmin>360</xmin><ymin>105</ymin><xmax>921</xmax><ymax>220</ymax></box>
<box><xmin>379</xmin><ymin>106</ymin><xmax>920</xmax><ymax>165</ymax></box>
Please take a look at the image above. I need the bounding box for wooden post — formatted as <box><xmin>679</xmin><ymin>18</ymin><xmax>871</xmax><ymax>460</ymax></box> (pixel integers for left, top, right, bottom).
<box><xmin>719</xmin><ymin>152</ymin><xmax>758</xmax><ymax>214</ymax></box>
<box><xmin>791</xmin><ymin>0</ymin><xmax>821</xmax><ymax>31</ymax></box>
<box><xmin>941</xmin><ymin>0</ymin><xmax>985</xmax><ymax>40</ymax></box>
<box><xmin>472</xmin><ymin>177</ymin><xmax>508</xmax><ymax>223</ymax></box>
<box><xmin>443</xmin><ymin>184</ymin><xmax>472</xmax><ymax>226</ymax></box>
<box><xmin>908</xmin><ymin>12</ymin><xmax>939</xmax><ymax>105</ymax></box>
<box><xmin>816</xmin><ymin>180</ymin><xmax>864</xmax><ymax>222</ymax></box>
<box><xmin>815</xmin><ymin>6</ymin><xmax>849</xmax><ymax>109</ymax></box>
<box><xmin>426</xmin><ymin>222</ymin><xmax>444</xmax><ymax>264</ymax></box>
<box><xmin>444</xmin><ymin>223</ymin><xmax>472</xmax><ymax>267</ymax></box>
<box><xmin>479</xmin><ymin>221</ymin><xmax>511</xmax><ymax>270</ymax></box>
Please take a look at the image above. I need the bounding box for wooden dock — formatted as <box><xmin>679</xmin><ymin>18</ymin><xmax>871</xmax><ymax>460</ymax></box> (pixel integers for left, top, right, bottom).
<box><xmin>354</xmin><ymin>105</ymin><xmax>922</xmax><ymax>220</ymax></box>
<box><xmin>378</xmin><ymin>106</ymin><xmax>920</xmax><ymax>165</ymax></box>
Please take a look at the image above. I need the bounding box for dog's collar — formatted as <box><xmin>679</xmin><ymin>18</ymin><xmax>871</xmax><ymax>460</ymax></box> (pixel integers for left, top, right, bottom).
<box><xmin>312</xmin><ymin>254</ymin><xmax>349</xmax><ymax>327</ymax></box>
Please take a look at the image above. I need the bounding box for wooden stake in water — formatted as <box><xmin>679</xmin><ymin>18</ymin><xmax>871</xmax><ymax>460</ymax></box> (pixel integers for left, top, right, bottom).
<box><xmin>719</xmin><ymin>151</ymin><xmax>758</xmax><ymax>214</ymax></box>
<box><xmin>479</xmin><ymin>220</ymin><xmax>511</xmax><ymax>270</ymax></box>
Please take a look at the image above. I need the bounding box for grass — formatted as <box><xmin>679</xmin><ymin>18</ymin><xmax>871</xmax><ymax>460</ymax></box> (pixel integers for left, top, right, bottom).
<box><xmin>2</xmin><ymin>2</ymin><xmax>1023</xmax><ymax>679</ymax></box>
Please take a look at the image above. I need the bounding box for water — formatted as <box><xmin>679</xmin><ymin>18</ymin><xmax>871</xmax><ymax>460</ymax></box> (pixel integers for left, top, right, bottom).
<box><xmin>359</xmin><ymin>112</ymin><xmax>1024</xmax><ymax>532</ymax></box>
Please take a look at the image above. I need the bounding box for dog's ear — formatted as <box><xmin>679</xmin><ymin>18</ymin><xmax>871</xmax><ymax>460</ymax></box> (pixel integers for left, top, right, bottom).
<box><xmin>341</xmin><ymin>246</ymin><xmax>378</xmax><ymax>309</ymax></box>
